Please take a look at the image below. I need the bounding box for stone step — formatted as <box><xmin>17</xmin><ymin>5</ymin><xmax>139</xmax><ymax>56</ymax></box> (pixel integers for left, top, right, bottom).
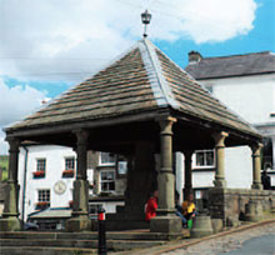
<box><xmin>0</xmin><ymin>246</ymin><xmax>96</xmax><ymax>255</ymax></box>
<box><xmin>0</xmin><ymin>231</ymin><xmax>180</xmax><ymax>241</ymax></box>
<box><xmin>106</xmin><ymin>220</ymin><xmax>150</xmax><ymax>231</ymax></box>
<box><xmin>0</xmin><ymin>238</ymin><xmax>166</xmax><ymax>251</ymax></box>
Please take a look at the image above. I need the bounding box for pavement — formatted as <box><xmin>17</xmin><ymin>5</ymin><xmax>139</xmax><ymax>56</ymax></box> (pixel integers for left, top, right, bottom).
<box><xmin>111</xmin><ymin>218</ymin><xmax>275</xmax><ymax>255</ymax></box>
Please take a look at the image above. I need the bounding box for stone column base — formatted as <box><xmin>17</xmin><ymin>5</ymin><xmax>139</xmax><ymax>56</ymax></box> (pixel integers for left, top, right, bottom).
<box><xmin>245</xmin><ymin>199</ymin><xmax>263</xmax><ymax>222</ymax></box>
<box><xmin>150</xmin><ymin>215</ymin><xmax>182</xmax><ymax>234</ymax></box>
<box><xmin>251</xmin><ymin>183</ymin><xmax>263</xmax><ymax>190</ymax></box>
<box><xmin>190</xmin><ymin>215</ymin><xmax>213</xmax><ymax>238</ymax></box>
<box><xmin>0</xmin><ymin>216</ymin><xmax>22</xmax><ymax>231</ymax></box>
<box><xmin>66</xmin><ymin>216</ymin><xmax>91</xmax><ymax>232</ymax></box>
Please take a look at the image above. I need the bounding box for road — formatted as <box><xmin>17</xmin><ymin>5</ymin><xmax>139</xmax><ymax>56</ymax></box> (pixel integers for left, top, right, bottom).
<box><xmin>161</xmin><ymin>222</ymin><xmax>275</xmax><ymax>255</ymax></box>
<box><xmin>220</xmin><ymin>234</ymin><xmax>275</xmax><ymax>255</ymax></box>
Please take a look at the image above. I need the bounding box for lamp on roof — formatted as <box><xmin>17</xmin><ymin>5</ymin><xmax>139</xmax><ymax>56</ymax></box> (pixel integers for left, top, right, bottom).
<box><xmin>141</xmin><ymin>10</ymin><xmax>152</xmax><ymax>38</ymax></box>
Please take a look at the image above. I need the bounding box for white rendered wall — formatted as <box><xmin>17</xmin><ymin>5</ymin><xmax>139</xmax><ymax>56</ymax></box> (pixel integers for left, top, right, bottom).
<box><xmin>224</xmin><ymin>146</ymin><xmax>253</xmax><ymax>188</ymax></box>
<box><xmin>202</xmin><ymin>74</ymin><xmax>275</xmax><ymax>125</ymax></box>
<box><xmin>192</xmin><ymin>171</ymin><xmax>215</xmax><ymax>188</ymax></box>
<box><xmin>18</xmin><ymin>145</ymin><xmax>94</xmax><ymax>222</ymax></box>
<box><xmin>175</xmin><ymin>152</ymin><xmax>184</xmax><ymax>203</ymax></box>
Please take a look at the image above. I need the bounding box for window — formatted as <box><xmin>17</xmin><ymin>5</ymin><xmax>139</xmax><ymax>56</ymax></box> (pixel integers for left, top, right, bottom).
<box><xmin>63</xmin><ymin>157</ymin><xmax>75</xmax><ymax>178</ymax></box>
<box><xmin>262</xmin><ymin>138</ymin><xmax>273</xmax><ymax>170</ymax></box>
<box><xmin>33</xmin><ymin>158</ymin><xmax>46</xmax><ymax>178</ymax></box>
<box><xmin>116</xmin><ymin>155</ymin><xmax>128</xmax><ymax>176</ymax></box>
<box><xmin>117</xmin><ymin>161</ymin><xmax>127</xmax><ymax>175</ymax></box>
<box><xmin>38</xmin><ymin>189</ymin><xmax>50</xmax><ymax>202</ymax></box>
<box><xmin>194</xmin><ymin>150</ymin><xmax>215</xmax><ymax>168</ymax></box>
<box><xmin>36</xmin><ymin>189</ymin><xmax>50</xmax><ymax>209</ymax></box>
<box><xmin>37</xmin><ymin>159</ymin><xmax>46</xmax><ymax>172</ymax></box>
<box><xmin>65</xmin><ymin>157</ymin><xmax>75</xmax><ymax>170</ymax></box>
<box><xmin>99</xmin><ymin>152</ymin><xmax>116</xmax><ymax>165</ymax></box>
<box><xmin>100</xmin><ymin>170</ymin><xmax>115</xmax><ymax>192</ymax></box>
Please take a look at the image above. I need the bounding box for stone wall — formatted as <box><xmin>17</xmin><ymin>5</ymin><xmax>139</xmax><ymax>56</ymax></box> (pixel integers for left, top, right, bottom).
<box><xmin>207</xmin><ymin>188</ymin><xmax>275</xmax><ymax>226</ymax></box>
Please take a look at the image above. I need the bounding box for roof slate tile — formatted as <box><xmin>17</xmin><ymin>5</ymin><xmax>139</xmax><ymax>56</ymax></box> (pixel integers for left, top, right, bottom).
<box><xmin>9</xmin><ymin>40</ymin><xmax>260</xmax><ymax>138</ymax></box>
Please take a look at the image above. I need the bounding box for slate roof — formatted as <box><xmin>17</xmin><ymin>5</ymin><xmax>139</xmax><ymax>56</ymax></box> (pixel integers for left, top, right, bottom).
<box><xmin>8</xmin><ymin>40</ymin><xmax>260</xmax><ymax>138</ymax></box>
<box><xmin>186</xmin><ymin>51</ymin><xmax>275</xmax><ymax>80</ymax></box>
<box><xmin>29</xmin><ymin>208</ymin><xmax>72</xmax><ymax>219</ymax></box>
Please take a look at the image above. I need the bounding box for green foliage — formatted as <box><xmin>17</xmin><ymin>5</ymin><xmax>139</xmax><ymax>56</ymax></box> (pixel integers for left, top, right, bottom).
<box><xmin>0</xmin><ymin>155</ymin><xmax>9</xmax><ymax>181</ymax></box>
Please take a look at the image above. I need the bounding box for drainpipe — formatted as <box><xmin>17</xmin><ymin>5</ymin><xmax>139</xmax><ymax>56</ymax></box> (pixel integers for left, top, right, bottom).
<box><xmin>21</xmin><ymin>145</ymin><xmax>29</xmax><ymax>222</ymax></box>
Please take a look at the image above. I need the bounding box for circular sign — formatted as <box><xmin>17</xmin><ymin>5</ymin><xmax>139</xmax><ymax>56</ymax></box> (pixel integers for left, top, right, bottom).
<box><xmin>54</xmin><ymin>180</ymin><xmax>67</xmax><ymax>195</ymax></box>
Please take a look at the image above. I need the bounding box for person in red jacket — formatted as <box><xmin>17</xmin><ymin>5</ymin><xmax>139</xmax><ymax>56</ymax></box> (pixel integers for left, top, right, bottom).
<box><xmin>145</xmin><ymin>190</ymin><xmax>158</xmax><ymax>222</ymax></box>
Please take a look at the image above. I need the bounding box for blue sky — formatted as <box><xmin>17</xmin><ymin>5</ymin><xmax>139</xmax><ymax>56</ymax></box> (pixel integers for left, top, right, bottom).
<box><xmin>0</xmin><ymin>0</ymin><xmax>274</xmax><ymax>153</ymax></box>
<box><xmin>156</xmin><ymin>0</ymin><xmax>275</xmax><ymax>69</ymax></box>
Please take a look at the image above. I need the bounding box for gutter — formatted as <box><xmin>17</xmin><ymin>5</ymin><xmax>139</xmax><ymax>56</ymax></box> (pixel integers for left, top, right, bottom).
<box><xmin>21</xmin><ymin>145</ymin><xmax>29</xmax><ymax>222</ymax></box>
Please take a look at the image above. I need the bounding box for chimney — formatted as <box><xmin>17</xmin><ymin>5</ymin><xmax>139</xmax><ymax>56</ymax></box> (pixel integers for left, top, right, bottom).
<box><xmin>188</xmin><ymin>51</ymin><xmax>203</xmax><ymax>64</ymax></box>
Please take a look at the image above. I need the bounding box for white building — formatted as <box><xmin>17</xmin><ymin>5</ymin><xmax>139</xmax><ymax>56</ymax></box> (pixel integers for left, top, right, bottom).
<box><xmin>175</xmin><ymin>50</ymin><xmax>275</xmax><ymax>200</ymax></box>
<box><xmin>17</xmin><ymin>144</ymin><xmax>125</xmax><ymax>226</ymax></box>
<box><xmin>18</xmin><ymin>145</ymin><xmax>83</xmax><ymax>222</ymax></box>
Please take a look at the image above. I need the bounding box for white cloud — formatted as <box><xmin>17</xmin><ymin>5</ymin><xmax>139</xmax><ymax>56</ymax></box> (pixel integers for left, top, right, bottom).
<box><xmin>178</xmin><ymin>0</ymin><xmax>257</xmax><ymax>43</ymax></box>
<box><xmin>0</xmin><ymin>130</ymin><xmax>8</xmax><ymax>155</ymax></box>
<box><xmin>0</xmin><ymin>0</ymin><xmax>257</xmax><ymax>82</ymax></box>
<box><xmin>0</xmin><ymin>78</ymin><xmax>47</xmax><ymax>153</ymax></box>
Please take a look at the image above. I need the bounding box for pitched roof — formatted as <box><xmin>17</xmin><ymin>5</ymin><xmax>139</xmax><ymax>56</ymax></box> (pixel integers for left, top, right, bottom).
<box><xmin>8</xmin><ymin>40</ymin><xmax>260</xmax><ymax>138</ymax></box>
<box><xmin>185</xmin><ymin>51</ymin><xmax>275</xmax><ymax>80</ymax></box>
<box><xmin>29</xmin><ymin>208</ymin><xmax>72</xmax><ymax>219</ymax></box>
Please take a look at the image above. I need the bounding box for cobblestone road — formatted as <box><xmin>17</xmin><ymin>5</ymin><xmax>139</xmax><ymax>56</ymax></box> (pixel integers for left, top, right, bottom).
<box><xmin>161</xmin><ymin>222</ymin><xmax>275</xmax><ymax>255</ymax></box>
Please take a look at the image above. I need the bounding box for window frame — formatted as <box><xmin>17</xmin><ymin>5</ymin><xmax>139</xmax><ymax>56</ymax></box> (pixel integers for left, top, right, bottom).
<box><xmin>38</xmin><ymin>189</ymin><xmax>51</xmax><ymax>203</ymax></box>
<box><xmin>99</xmin><ymin>152</ymin><xmax>116</xmax><ymax>166</ymax></box>
<box><xmin>99</xmin><ymin>170</ymin><xmax>116</xmax><ymax>193</ymax></box>
<box><xmin>64</xmin><ymin>157</ymin><xmax>75</xmax><ymax>171</ymax></box>
<box><xmin>36</xmin><ymin>158</ymin><xmax>46</xmax><ymax>172</ymax></box>
<box><xmin>193</xmin><ymin>149</ymin><xmax>215</xmax><ymax>169</ymax></box>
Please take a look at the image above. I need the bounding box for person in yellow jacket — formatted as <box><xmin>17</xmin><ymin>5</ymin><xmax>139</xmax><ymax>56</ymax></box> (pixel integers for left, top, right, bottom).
<box><xmin>182</xmin><ymin>193</ymin><xmax>196</xmax><ymax>227</ymax></box>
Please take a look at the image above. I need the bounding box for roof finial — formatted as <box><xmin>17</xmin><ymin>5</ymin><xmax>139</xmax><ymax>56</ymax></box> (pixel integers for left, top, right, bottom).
<box><xmin>141</xmin><ymin>10</ymin><xmax>152</xmax><ymax>38</ymax></box>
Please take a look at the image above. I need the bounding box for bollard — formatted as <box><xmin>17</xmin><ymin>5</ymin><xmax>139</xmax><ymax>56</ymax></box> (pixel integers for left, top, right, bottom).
<box><xmin>98</xmin><ymin>207</ymin><xmax>107</xmax><ymax>255</ymax></box>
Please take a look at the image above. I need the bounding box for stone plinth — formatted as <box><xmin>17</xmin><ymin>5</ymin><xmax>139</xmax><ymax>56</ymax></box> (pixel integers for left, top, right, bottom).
<box><xmin>0</xmin><ymin>182</ymin><xmax>22</xmax><ymax>231</ymax></box>
<box><xmin>66</xmin><ymin>180</ymin><xmax>91</xmax><ymax>232</ymax></box>
<box><xmin>208</xmin><ymin>188</ymin><xmax>274</xmax><ymax>227</ymax></box>
<box><xmin>65</xmin><ymin>215</ymin><xmax>91</xmax><ymax>232</ymax></box>
<box><xmin>244</xmin><ymin>199</ymin><xmax>263</xmax><ymax>222</ymax></box>
<box><xmin>150</xmin><ymin>215</ymin><xmax>182</xmax><ymax>235</ymax></box>
<box><xmin>0</xmin><ymin>216</ymin><xmax>22</xmax><ymax>231</ymax></box>
<box><xmin>190</xmin><ymin>214</ymin><xmax>213</xmax><ymax>238</ymax></box>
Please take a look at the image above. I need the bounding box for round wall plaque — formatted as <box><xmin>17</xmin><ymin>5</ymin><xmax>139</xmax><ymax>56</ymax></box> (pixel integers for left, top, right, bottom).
<box><xmin>54</xmin><ymin>180</ymin><xmax>67</xmax><ymax>195</ymax></box>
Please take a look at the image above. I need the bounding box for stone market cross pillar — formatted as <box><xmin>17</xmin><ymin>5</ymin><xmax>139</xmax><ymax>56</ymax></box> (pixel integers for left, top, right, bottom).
<box><xmin>0</xmin><ymin>137</ymin><xmax>22</xmax><ymax>231</ymax></box>
<box><xmin>183</xmin><ymin>150</ymin><xmax>194</xmax><ymax>200</ymax></box>
<box><xmin>213</xmin><ymin>131</ymin><xmax>228</xmax><ymax>188</ymax></box>
<box><xmin>250</xmin><ymin>143</ymin><xmax>263</xmax><ymax>190</ymax></box>
<box><xmin>66</xmin><ymin>130</ymin><xmax>91</xmax><ymax>231</ymax></box>
<box><xmin>150</xmin><ymin>116</ymin><xmax>182</xmax><ymax>234</ymax></box>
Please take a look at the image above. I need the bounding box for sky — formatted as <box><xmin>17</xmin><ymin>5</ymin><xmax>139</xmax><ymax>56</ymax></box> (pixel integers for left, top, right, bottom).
<box><xmin>0</xmin><ymin>0</ymin><xmax>274</xmax><ymax>154</ymax></box>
